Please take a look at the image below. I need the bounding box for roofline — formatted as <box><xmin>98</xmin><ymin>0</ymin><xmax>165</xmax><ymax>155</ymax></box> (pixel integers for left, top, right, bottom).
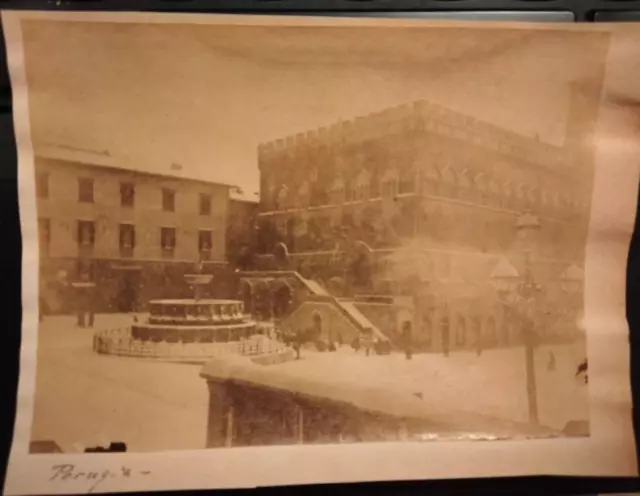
<box><xmin>34</xmin><ymin>151</ymin><xmax>237</xmax><ymax>190</ymax></box>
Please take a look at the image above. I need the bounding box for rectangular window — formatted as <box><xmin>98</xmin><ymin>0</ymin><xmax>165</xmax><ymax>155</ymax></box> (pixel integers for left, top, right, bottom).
<box><xmin>199</xmin><ymin>230</ymin><xmax>212</xmax><ymax>261</ymax></box>
<box><xmin>199</xmin><ymin>194</ymin><xmax>211</xmax><ymax>216</ymax></box>
<box><xmin>198</xmin><ymin>230</ymin><xmax>212</xmax><ymax>251</ymax></box>
<box><xmin>162</xmin><ymin>188</ymin><xmax>175</xmax><ymax>212</ymax></box>
<box><xmin>119</xmin><ymin>224</ymin><xmax>135</xmax><ymax>258</ymax></box>
<box><xmin>160</xmin><ymin>227</ymin><xmax>176</xmax><ymax>251</ymax></box>
<box><xmin>120</xmin><ymin>182</ymin><xmax>135</xmax><ymax>207</ymax></box>
<box><xmin>77</xmin><ymin>220</ymin><xmax>95</xmax><ymax>246</ymax></box>
<box><xmin>78</xmin><ymin>178</ymin><xmax>94</xmax><ymax>203</ymax></box>
<box><xmin>38</xmin><ymin>218</ymin><xmax>50</xmax><ymax>254</ymax></box>
<box><xmin>36</xmin><ymin>172</ymin><xmax>49</xmax><ymax>199</ymax></box>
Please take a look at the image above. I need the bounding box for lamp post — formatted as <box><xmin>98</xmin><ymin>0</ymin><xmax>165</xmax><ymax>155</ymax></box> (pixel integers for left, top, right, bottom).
<box><xmin>490</xmin><ymin>213</ymin><xmax>543</xmax><ymax>426</ymax></box>
<box><xmin>491</xmin><ymin>253</ymin><xmax>541</xmax><ymax>426</ymax></box>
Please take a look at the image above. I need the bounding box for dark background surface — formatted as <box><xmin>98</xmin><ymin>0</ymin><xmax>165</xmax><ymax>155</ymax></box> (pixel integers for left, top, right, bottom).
<box><xmin>1</xmin><ymin>1</ymin><xmax>640</xmax><ymax>495</ymax></box>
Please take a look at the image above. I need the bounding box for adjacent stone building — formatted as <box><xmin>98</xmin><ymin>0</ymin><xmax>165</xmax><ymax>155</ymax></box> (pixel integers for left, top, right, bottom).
<box><xmin>249</xmin><ymin>84</ymin><xmax>598</xmax><ymax>350</ymax></box>
<box><xmin>35</xmin><ymin>146</ymin><xmax>234</xmax><ymax>314</ymax></box>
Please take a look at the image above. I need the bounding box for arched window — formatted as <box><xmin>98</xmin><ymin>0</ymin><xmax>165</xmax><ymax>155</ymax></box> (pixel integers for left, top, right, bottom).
<box><xmin>355</xmin><ymin>170</ymin><xmax>371</xmax><ymax>201</ymax></box>
<box><xmin>331</xmin><ymin>175</ymin><xmax>345</xmax><ymax>205</ymax></box>
<box><xmin>441</xmin><ymin>166</ymin><xmax>458</xmax><ymax>199</ymax></box>
<box><xmin>474</xmin><ymin>173</ymin><xmax>488</xmax><ymax>205</ymax></box>
<box><xmin>345</xmin><ymin>178</ymin><xmax>356</xmax><ymax>202</ymax></box>
<box><xmin>458</xmin><ymin>170</ymin><xmax>472</xmax><ymax>201</ymax></box>
<box><xmin>381</xmin><ymin>169</ymin><xmax>399</xmax><ymax>198</ymax></box>
<box><xmin>276</xmin><ymin>185</ymin><xmax>288</xmax><ymax>210</ymax></box>
<box><xmin>423</xmin><ymin>164</ymin><xmax>440</xmax><ymax>196</ymax></box>
<box><xmin>266</xmin><ymin>178</ymin><xmax>277</xmax><ymax>209</ymax></box>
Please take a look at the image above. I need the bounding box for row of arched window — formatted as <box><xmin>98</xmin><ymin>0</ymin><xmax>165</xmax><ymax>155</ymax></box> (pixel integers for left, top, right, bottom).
<box><xmin>265</xmin><ymin>166</ymin><xmax>583</xmax><ymax>218</ymax></box>
<box><xmin>419</xmin><ymin>312</ymin><xmax>502</xmax><ymax>348</ymax></box>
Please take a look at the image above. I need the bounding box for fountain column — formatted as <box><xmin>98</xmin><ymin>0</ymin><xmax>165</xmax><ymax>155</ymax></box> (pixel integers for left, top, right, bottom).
<box><xmin>184</xmin><ymin>262</ymin><xmax>213</xmax><ymax>302</ymax></box>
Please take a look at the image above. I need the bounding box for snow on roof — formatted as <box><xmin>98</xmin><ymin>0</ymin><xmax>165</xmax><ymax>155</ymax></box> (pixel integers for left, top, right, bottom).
<box><xmin>298</xmin><ymin>277</ymin><xmax>328</xmax><ymax>296</ymax></box>
<box><xmin>336</xmin><ymin>299</ymin><xmax>376</xmax><ymax>330</ymax></box>
<box><xmin>200</xmin><ymin>355</ymin><xmax>555</xmax><ymax>437</ymax></box>
<box><xmin>34</xmin><ymin>143</ymin><xmax>237</xmax><ymax>189</ymax></box>
<box><xmin>230</xmin><ymin>186</ymin><xmax>260</xmax><ymax>203</ymax></box>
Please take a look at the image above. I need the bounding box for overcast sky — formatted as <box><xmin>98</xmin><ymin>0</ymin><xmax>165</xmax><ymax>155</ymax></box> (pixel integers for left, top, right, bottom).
<box><xmin>21</xmin><ymin>19</ymin><xmax>609</xmax><ymax>194</ymax></box>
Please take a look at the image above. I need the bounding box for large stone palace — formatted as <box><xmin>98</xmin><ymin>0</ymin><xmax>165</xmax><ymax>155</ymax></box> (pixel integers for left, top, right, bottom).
<box><xmin>239</xmin><ymin>84</ymin><xmax>598</xmax><ymax>352</ymax></box>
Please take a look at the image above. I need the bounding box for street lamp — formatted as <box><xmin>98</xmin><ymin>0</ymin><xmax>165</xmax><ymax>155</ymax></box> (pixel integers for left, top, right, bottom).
<box><xmin>490</xmin><ymin>212</ymin><xmax>543</xmax><ymax>426</ymax></box>
<box><xmin>491</xmin><ymin>255</ymin><xmax>541</xmax><ymax>426</ymax></box>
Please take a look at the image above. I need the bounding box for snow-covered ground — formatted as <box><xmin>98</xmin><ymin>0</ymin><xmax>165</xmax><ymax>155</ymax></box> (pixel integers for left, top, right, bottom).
<box><xmin>32</xmin><ymin>314</ymin><xmax>209</xmax><ymax>453</ymax></box>
<box><xmin>290</xmin><ymin>343</ymin><xmax>588</xmax><ymax>430</ymax></box>
<box><xmin>31</xmin><ymin>314</ymin><xmax>589</xmax><ymax>453</ymax></box>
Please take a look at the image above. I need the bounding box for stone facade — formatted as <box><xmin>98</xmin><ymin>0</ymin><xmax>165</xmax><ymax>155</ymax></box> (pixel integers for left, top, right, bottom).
<box><xmin>249</xmin><ymin>90</ymin><xmax>597</xmax><ymax>349</ymax></box>
<box><xmin>257</xmin><ymin>96</ymin><xmax>593</xmax><ymax>263</ymax></box>
<box><xmin>35</xmin><ymin>153</ymin><xmax>233</xmax><ymax>313</ymax></box>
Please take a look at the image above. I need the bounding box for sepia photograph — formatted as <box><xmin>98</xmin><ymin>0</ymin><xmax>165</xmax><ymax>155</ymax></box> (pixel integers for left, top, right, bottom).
<box><xmin>3</xmin><ymin>11</ymin><xmax>639</xmax><ymax>494</ymax></box>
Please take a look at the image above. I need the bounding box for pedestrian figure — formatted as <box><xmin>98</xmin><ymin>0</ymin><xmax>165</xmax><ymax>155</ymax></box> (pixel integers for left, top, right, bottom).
<box><xmin>405</xmin><ymin>346</ymin><xmax>412</xmax><ymax>360</ymax></box>
<box><xmin>361</xmin><ymin>329</ymin><xmax>373</xmax><ymax>357</ymax></box>
<box><xmin>352</xmin><ymin>335</ymin><xmax>361</xmax><ymax>353</ymax></box>
<box><xmin>402</xmin><ymin>322</ymin><xmax>413</xmax><ymax>360</ymax></box>
<box><xmin>293</xmin><ymin>333</ymin><xmax>302</xmax><ymax>360</ymax></box>
<box><xmin>475</xmin><ymin>335</ymin><xmax>483</xmax><ymax>357</ymax></box>
<box><xmin>441</xmin><ymin>323</ymin><xmax>450</xmax><ymax>357</ymax></box>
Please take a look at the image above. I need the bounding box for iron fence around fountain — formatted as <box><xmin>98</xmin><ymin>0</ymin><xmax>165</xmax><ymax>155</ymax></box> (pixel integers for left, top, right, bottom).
<box><xmin>93</xmin><ymin>326</ymin><xmax>288</xmax><ymax>360</ymax></box>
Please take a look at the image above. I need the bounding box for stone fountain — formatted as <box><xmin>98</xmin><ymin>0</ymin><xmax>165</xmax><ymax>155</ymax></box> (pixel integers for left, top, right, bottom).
<box><xmin>130</xmin><ymin>262</ymin><xmax>257</xmax><ymax>344</ymax></box>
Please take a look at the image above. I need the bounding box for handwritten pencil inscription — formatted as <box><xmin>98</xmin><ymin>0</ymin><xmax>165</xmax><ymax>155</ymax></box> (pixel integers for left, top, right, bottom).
<box><xmin>49</xmin><ymin>464</ymin><xmax>152</xmax><ymax>492</ymax></box>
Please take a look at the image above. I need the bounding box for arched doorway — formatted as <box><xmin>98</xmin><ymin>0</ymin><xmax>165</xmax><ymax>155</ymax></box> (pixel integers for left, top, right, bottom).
<box><xmin>273</xmin><ymin>242</ymin><xmax>290</xmax><ymax>270</ymax></box>
<box><xmin>253</xmin><ymin>280</ymin><xmax>271</xmax><ymax>321</ymax></box>
<box><xmin>312</xmin><ymin>312</ymin><xmax>322</xmax><ymax>340</ymax></box>
<box><xmin>272</xmin><ymin>281</ymin><xmax>293</xmax><ymax>319</ymax></box>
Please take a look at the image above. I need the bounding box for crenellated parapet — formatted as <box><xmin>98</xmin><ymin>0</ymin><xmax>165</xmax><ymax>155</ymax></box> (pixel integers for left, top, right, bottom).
<box><xmin>257</xmin><ymin>99</ymin><xmax>570</xmax><ymax>171</ymax></box>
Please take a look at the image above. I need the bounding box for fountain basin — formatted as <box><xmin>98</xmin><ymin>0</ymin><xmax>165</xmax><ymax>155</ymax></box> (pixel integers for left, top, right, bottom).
<box><xmin>147</xmin><ymin>299</ymin><xmax>245</xmax><ymax>325</ymax></box>
<box><xmin>131</xmin><ymin>298</ymin><xmax>256</xmax><ymax>344</ymax></box>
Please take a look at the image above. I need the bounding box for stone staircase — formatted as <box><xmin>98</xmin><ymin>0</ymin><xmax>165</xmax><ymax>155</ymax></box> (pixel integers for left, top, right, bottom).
<box><xmin>240</xmin><ymin>270</ymin><xmax>388</xmax><ymax>345</ymax></box>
